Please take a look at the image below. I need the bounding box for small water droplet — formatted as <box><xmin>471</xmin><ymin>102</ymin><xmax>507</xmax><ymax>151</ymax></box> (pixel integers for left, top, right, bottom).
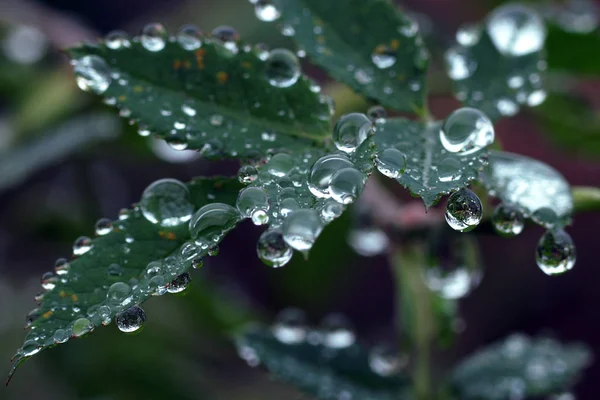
<box><xmin>272</xmin><ymin>308</ymin><xmax>307</xmax><ymax>343</ymax></box>
<box><xmin>320</xmin><ymin>200</ymin><xmax>344</xmax><ymax>223</ymax></box>
<box><xmin>237</xmin><ymin>187</ymin><xmax>270</xmax><ymax>225</ymax></box>
<box><xmin>536</xmin><ymin>228</ymin><xmax>576</xmax><ymax>275</ymax></box>
<box><xmin>53</xmin><ymin>329</ymin><xmax>70</xmax><ymax>343</ymax></box>
<box><xmin>440</xmin><ymin>107</ymin><xmax>494</xmax><ymax>154</ymax></box>
<box><xmin>280</xmin><ymin>24</ymin><xmax>295</xmax><ymax>36</ymax></box>
<box><xmin>105</xmin><ymin>30</ymin><xmax>130</xmax><ymax>49</ymax></box>
<box><xmin>347</xmin><ymin>228</ymin><xmax>389</xmax><ymax>257</ymax></box>
<box><xmin>21</xmin><ymin>340</ymin><xmax>41</xmax><ymax>356</ymax></box>
<box><xmin>371</xmin><ymin>44</ymin><xmax>396</xmax><ymax>69</ymax></box>
<box><xmin>369</xmin><ymin>345</ymin><xmax>408</xmax><ymax>377</ymax></box>
<box><xmin>254</xmin><ymin>0</ymin><xmax>281</xmax><ymax>22</ymax></box>
<box><xmin>189</xmin><ymin>203</ymin><xmax>240</xmax><ymax>247</ymax></box>
<box><xmin>333</xmin><ymin>113</ymin><xmax>373</xmax><ymax>154</ymax></box>
<box><xmin>181</xmin><ymin>101</ymin><xmax>197</xmax><ymax>117</ymax></box>
<box><xmin>265</xmin><ymin>48</ymin><xmax>300</xmax><ymax>88</ymax></box>
<box><xmin>211</xmin><ymin>25</ymin><xmax>239</xmax><ymax>52</ymax></box>
<box><xmin>95</xmin><ymin>217</ymin><xmax>113</xmax><ymax>235</ymax></box>
<box><xmin>257</xmin><ymin>229</ymin><xmax>293</xmax><ymax>268</ymax></box>
<box><xmin>493</xmin><ymin>204</ymin><xmax>524</xmax><ymax>237</ymax></box>
<box><xmin>376</xmin><ymin>148</ymin><xmax>406</xmax><ymax>179</ymax></box>
<box><xmin>267</xmin><ymin>153</ymin><xmax>294</xmax><ymax>177</ymax></box>
<box><xmin>238</xmin><ymin>165</ymin><xmax>258</xmax><ymax>184</ymax></box>
<box><xmin>210</xmin><ymin>114</ymin><xmax>223</xmax><ymax>126</ymax></box>
<box><xmin>329</xmin><ymin>167</ymin><xmax>364</xmax><ymax>205</ymax></box>
<box><xmin>72</xmin><ymin>317</ymin><xmax>94</xmax><ymax>337</ymax></box>
<box><xmin>168</xmin><ymin>272</ymin><xmax>191</xmax><ymax>293</ymax></box>
<box><xmin>486</xmin><ymin>4</ymin><xmax>546</xmax><ymax>57</ymax></box>
<box><xmin>107</xmin><ymin>282</ymin><xmax>132</xmax><ymax>305</ymax></box>
<box><xmin>140</xmin><ymin>178</ymin><xmax>193</xmax><ymax>227</ymax></box>
<box><xmin>73</xmin><ymin>236</ymin><xmax>93</xmax><ymax>256</ymax></box>
<box><xmin>282</xmin><ymin>209</ymin><xmax>323</xmax><ymax>251</ymax></box>
<box><xmin>531</xmin><ymin>207</ymin><xmax>558</xmax><ymax>229</ymax></box>
<box><xmin>445</xmin><ymin>188</ymin><xmax>483</xmax><ymax>232</ymax></box>
<box><xmin>367</xmin><ymin>105</ymin><xmax>387</xmax><ymax>123</ymax></box>
<box><xmin>456</xmin><ymin>24</ymin><xmax>481</xmax><ymax>46</ymax></box>
<box><xmin>107</xmin><ymin>263</ymin><xmax>124</xmax><ymax>277</ymax></box>
<box><xmin>74</xmin><ymin>55</ymin><xmax>111</xmax><ymax>94</ymax></box>
<box><xmin>445</xmin><ymin>46</ymin><xmax>477</xmax><ymax>80</ymax></box>
<box><xmin>54</xmin><ymin>258</ymin><xmax>70</xmax><ymax>276</ymax></box>
<box><xmin>437</xmin><ymin>156</ymin><xmax>462</xmax><ymax>182</ymax></box>
<box><xmin>116</xmin><ymin>305</ymin><xmax>146</xmax><ymax>333</ymax></box>
<box><xmin>320</xmin><ymin>314</ymin><xmax>355</xmax><ymax>349</ymax></box>
<box><xmin>141</xmin><ymin>23</ymin><xmax>167</xmax><ymax>52</ymax></box>
<box><xmin>177</xmin><ymin>24</ymin><xmax>202</xmax><ymax>50</ymax></box>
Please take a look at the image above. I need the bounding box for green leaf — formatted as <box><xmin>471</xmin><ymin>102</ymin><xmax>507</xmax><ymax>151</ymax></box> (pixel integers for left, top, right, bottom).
<box><xmin>480</xmin><ymin>150</ymin><xmax>573</xmax><ymax>225</ymax></box>
<box><xmin>533</xmin><ymin>93</ymin><xmax>600</xmax><ymax>156</ymax></box>
<box><xmin>446</xmin><ymin>15</ymin><xmax>547</xmax><ymax>121</ymax></box>
<box><xmin>68</xmin><ymin>35</ymin><xmax>332</xmax><ymax>158</ymax></box>
<box><xmin>546</xmin><ymin>23</ymin><xmax>600</xmax><ymax>75</ymax></box>
<box><xmin>374</xmin><ymin>118</ymin><xmax>489</xmax><ymax>208</ymax></box>
<box><xmin>10</xmin><ymin>177</ymin><xmax>243</xmax><ymax>381</ymax></box>
<box><xmin>236</xmin><ymin>326</ymin><xmax>412</xmax><ymax>400</ymax></box>
<box><xmin>452</xmin><ymin>334</ymin><xmax>592</xmax><ymax>400</ymax></box>
<box><xmin>269</xmin><ymin>0</ymin><xmax>429</xmax><ymax>114</ymax></box>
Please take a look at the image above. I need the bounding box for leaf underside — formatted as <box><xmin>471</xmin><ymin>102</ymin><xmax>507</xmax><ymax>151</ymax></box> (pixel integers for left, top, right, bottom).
<box><xmin>237</xmin><ymin>326</ymin><xmax>411</xmax><ymax>400</ymax></box>
<box><xmin>273</xmin><ymin>0</ymin><xmax>429</xmax><ymax>114</ymax></box>
<box><xmin>480</xmin><ymin>150</ymin><xmax>574</xmax><ymax>224</ymax></box>
<box><xmin>448</xmin><ymin>24</ymin><xmax>547</xmax><ymax>121</ymax></box>
<box><xmin>11</xmin><ymin>177</ymin><xmax>242</xmax><ymax>380</ymax></box>
<box><xmin>374</xmin><ymin>118</ymin><xmax>489</xmax><ymax>208</ymax></box>
<box><xmin>69</xmin><ymin>37</ymin><xmax>332</xmax><ymax>158</ymax></box>
<box><xmin>452</xmin><ymin>334</ymin><xmax>591</xmax><ymax>400</ymax></box>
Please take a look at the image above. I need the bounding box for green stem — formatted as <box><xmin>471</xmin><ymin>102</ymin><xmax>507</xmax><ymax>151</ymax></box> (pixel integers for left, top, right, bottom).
<box><xmin>573</xmin><ymin>186</ymin><xmax>600</xmax><ymax>213</ymax></box>
<box><xmin>392</xmin><ymin>245</ymin><xmax>435</xmax><ymax>400</ymax></box>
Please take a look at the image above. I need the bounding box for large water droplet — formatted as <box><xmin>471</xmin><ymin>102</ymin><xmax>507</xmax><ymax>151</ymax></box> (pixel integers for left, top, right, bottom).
<box><xmin>168</xmin><ymin>272</ymin><xmax>191</xmax><ymax>293</ymax></box>
<box><xmin>265</xmin><ymin>48</ymin><xmax>300</xmax><ymax>88</ymax></box>
<box><xmin>254</xmin><ymin>0</ymin><xmax>281</xmax><ymax>22</ymax></box>
<box><xmin>53</xmin><ymin>329</ymin><xmax>70</xmax><ymax>343</ymax></box>
<box><xmin>308</xmin><ymin>154</ymin><xmax>353</xmax><ymax>198</ymax></box>
<box><xmin>21</xmin><ymin>340</ymin><xmax>41</xmax><ymax>356</ymax></box>
<box><xmin>74</xmin><ymin>55</ymin><xmax>111</xmax><ymax>94</ymax></box>
<box><xmin>536</xmin><ymin>228</ymin><xmax>576</xmax><ymax>275</ymax></box>
<box><xmin>72</xmin><ymin>317</ymin><xmax>93</xmax><ymax>337</ymax></box>
<box><xmin>189</xmin><ymin>203</ymin><xmax>240</xmax><ymax>247</ymax></box>
<box><xmin>440</xmin><ymin>107</ymin><xmax>494</xmax><ymax>154</ymax></box>
<box><xmin>107</xmin><ymin>282</ymin><xmax>132</xmax><ymax>305</ymax></box>
<box><xmin>237</xmin><ymin>187</ymin><xmax>270</xmax><ymax>225</ymax></box>
<box><xmin>141</xmin><ymin>23</ymin><xmax>167</xmax><ymax>52</ymax></box>
<box><xmin>445</xmin><ymin>188</ymin><xmax>483</xmax><ymax>232</ymax></box>
<box><xmin>320</xmin><ymin>314</ymin><xmax>356</xmax><ymax>349</ymax></box>
<box><xmin>333</xmin><ymin>113</ymin><xmax>373</xmax><ymax>154</ymax></box>
<box><xmin>140</xmin><ymin>178</ymin><xmax>193</xmax><ymax>227</ymax></box>
<box><xmin>369</xmin><ymin>345</ymin><xmax>408</xmax><ymax>377</ymax></box>
<box><xmin>267</xmin><ymin>153</ymin><xmax>294</xmax><ymax>177</ymax></box>
<box><xmin>329</xmin><ymin>167</ymin><xmax>364</xmax><ymax>205</ymax></box>
<box><xmin>257</xmin><ymin>229</ymin><xmax>293</xmax><ymax>268</ymax></box>
<box><xmin>486</xmin><ymin>4</ymin><xmax>546</xmax><ymax>57</ymax></box>
<box><xmin>177</xmin><ymin>24</ymin><xmax>202</xmax><ymax>50</ymax></box>
<box><xmin>376</xmin><ymin>148</ymin><xmax>406</xmax><ymax>179</ymax></box>
<box><xmin>492</xmin><ymin>203</ymin><xmax>524</xmax><ymax>237</ymax></box>
<box><xmin>272</xmin><ymin>308</ymin><xmax>307</xmax><ymax>344</ymax></box>
<box><xmin>282</xmin><ymin>209</ymin><xmax>323</xmax><ymax>251</ymax></box>
<box><xmin>437</xmin><ymin>156</ymin><xmax>462</xmax><ymax>182</ymax></box>
<box><xmin>116</xmin><ymin>305</ymin><xmax>146</xmax><ymax>333</ymax></box>
<box><xmin>73</xmin><ymin>236</ymin><xmax>93</xmax><ymax>256</ymax></box>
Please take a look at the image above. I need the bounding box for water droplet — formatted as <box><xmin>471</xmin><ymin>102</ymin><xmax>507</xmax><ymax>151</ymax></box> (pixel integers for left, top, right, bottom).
<box><xmin>116</xmin><ymin>305</ymin><xmax>146</xmax><ymax>333</ymax></box>
<box><xmin>95</xmin><ymin>217</ymin><xmax>113</xmax><ymax>235</ymax></box>
<box><xmin>25</xmin><ymin>308</ymin><xmax>40</xmax><ymax>328</ymax></box>
<box><xmin>177</xmin><ymin>24</ymin><xmax>202</xmax><ymax>50</ymax></box>
<box><xmin>272</xmin><ymin>308</ymin><xmax>307</xmax><ymax>343</ymax></box>
<box><xmin>371</xmin><ymin>45</ymin><xmax>396</xmax><ymax>69</ymax></box>
<box><xmin>437</xmin><ymin>157</ymin><xmax>462</xmax><ymax>182</ymax></box>
<box><xmin>265</xmin><ymin>48</ymin><xmax>300</xmax><ymax>88</ymax></box>
<box><xmin>536</xmin><ymin>228</ymin><xmax>576</xmax><ymax>275</ymax></box>
<box><xmin>320</xmin><ymin>314</ymin><xmax>355</xmax><ymax>349</ymax></box>
<box><xmin>445</xmin><ymin>188</ymin><xmax>483</xmax><ymax>232</ymax></box>
<box><xmin>308</xmin><ymin>154</ymin><xmax>353</xmax><ymax>198</ymax></box>
<box><xmin>367</xmin><ymin>105</ymin><xmax>387</xmax><ymax>123</ymax></box>
<box><xmin>445</xmin><ymin>46</ymin><xmax>477</xmax><ymax>80</ymax></box>
<box><xmin>181</xmin><ymin>101</ymin><xmax>197</xmax><ymax>117</ymax></box>
<box><xmin>280</xmin><ymin>24</ymin><xmax>295</xmax><ymax>36</ymax></box>
<box><xmin>497</xmin><ymin>98</ymin><xmax>520</xmax><ymax>116</ymax></box>
<box><xmin>486</xmin><ymin>4</ymin><xmax>546</xmax><ymax>57</ymax></box>
<box><xmin>376</xmin><ymin>148</ymin><xmax>406</xmax><ymax>179</ymax></box>
<box><xmin>74</xmin><ymin>55</ymin><xmax>111</xmax><ymax>94</ymax></box>
<box><xmin>53</xmin><ymin>329</ymin><xmax>69</xmax><ymax>343</ymax></box>
<box><xmin>267</xmin><ymin>153</ymin><xmax>294</xmax><ymax>177</ymax></box>
<box><xmin>329</xmin><ymin>167</ymin><xmax>364</xmax><ymax>205</ymax></box>
<box><xmin>238</xmin><ymin>165</ymin><xmax>258</xmax><ymax>184</ymax></box>
<box><xmin>280</xmin><ymin>197</ymin><xmax>300</xmax><ymax>218</ymax></box>
<box><xmin>527</xmin><ymin>89</ymin><xmax>547</xmax><ymax>106</ymax></box>
<box><xmin>21</xmin><ymin>340</ymin><xmax>41</xmax><ymax>356</ymax></box>
<box><xmin>140</xmin><ymin>178</ymin><xmax>193</xmax><ymax>227</ymax></box>
<box><xmin>257</xmin><ymin>229</ymin><xmax>293</xmax><ymax>268</ymax></box>
<box><xmin>492</xmin><ymin>204</ymin><xmax>524</xmax><ymax>237</ymax></box>
<box><xmin>73</xmin><ymin>236</ymin><xmax>93</xmax><ymax>256</ymax></box>
<box><xmin>348</xmin><ymin>228</ymin><xmax>389</xmax><ymax>257</ymax></box>
<box><xmin>282</xmin><ymin>209</ymin><xmax>323</xmax><ymax>251</ymax></box>
<box><xmin>422</xmin><ymin>232</ymin><xmax>482</xmax><ymax>299</ymax></box>
<box><xmin>333</xmin><ymin>113</ymin><xmax>373</xmax><ymax>154</ymax></box>
<box><xmin>211</xmin><ymin>25</ymin><xmax>239</xmax><ymax>52</ymax></box>
<box><xmin>531</xmin><ymin>207</ymin><xmax>558</xmax><ymax>229</ymax></box>
<box><xmin>237</xmin><ymin>187</ymin><xmax>270</xmax><ymax>225</ymax></box>
<box><xmin>54</xmin><ymin>258</ymin><xmax>70</xmax><ymax>276</ymax></box>
<box><xmin>189</xmin><ymin>203</ymin><xmax>240</xmax><ymax>246</ymax></box>
<box><xmin>107</xmin><ymin>282</ymin><xmax>132</xmax><ymax>305</ymax></box>
<box><xmin>254</xmin><ymin>0</ymin><xmax>281</xmax><ymax>22</ymax></box>
<box><xmin>207</xmin><ymin>244</ymin><xmax>219</xmax><ymax>256</ymax></box>
<box><xmin>320</xmin><ymin>200</ymin><xmax>344</xmax><ymax>223</ymax></box>
<box><xmin>369</xmin><ymin>345</ymin><xmax>408</xmax><ymax>377</ymax></box>
<box><xmin>105</xmin><ymin>30</ymin><xmax>130</xmax><ymax>49</ymax></box>
<box><xmin>210</xmin><ymin>114</ymin><xmax>223</xmax><ymax>126</ymax></box>
<box><xmin>354</xmin><ymin>68</ymin><xmax>372</xmax><ymax>85</ymax></box>
<box><xmin>456</xmin><ymin>24</ymin><xmax>481</xmax><ymax>46</ymax></box>
<box><xmin>41</xmin><ymin>271</ymin><xmax>58</xmax><ymax>290</ymax></box>
<box><xmin>141</xmin><ymin>23</ymin><xmax>167</xmax><ymax>52</ymax></box>
<box><xmin>72</xmin><ymin>317</ymin><xmax>94</xmax><ymax>337</ymax></box>
<box><xmin>107</xmin><ymin>263</ymin><xmax>124</xmax><ymax>277</ymax></box>
<box><xmin>168</xmin><ymin>272</ymin><xmax>191</xmax><ymax>293</ymax></box>
<box><xmin>440</xmin><ymin>107</ymin><xmax>494</xmax><ymax>154</ymax></box>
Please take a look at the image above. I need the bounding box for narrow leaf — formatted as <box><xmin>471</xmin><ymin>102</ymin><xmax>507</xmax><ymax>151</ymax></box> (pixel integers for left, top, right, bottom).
<box><xmin>236</xmin><ymin>326</ymin><xmax>412</xmax><ymax>400</ymax></box>
<box><xmin>452</xmin><ymin>334</ymin><xmax>592</xmax><ymax>400</ymax></box>
<box><xmin>480</xmin><ymin>150</ymin><xmax>573</xmax><ymax>225</ymax></box>
<box><xmin>68</xmin><ymin>33</ymin><xmax>332</xmax><ymax>158</ymax></box>
<box><xmin>10</xmin><ymin>177</ymin><xmax>242</xmax><ymax>381</ymax></box>
<box><xmin>268</xmin><ymin>0</ymin><xmax>429</xmax><ymax>113</ymax></box>
<box><xmin>374</xmin><ymin>118</ymin><xmax>489</xmax><ymax>208</ymax></box>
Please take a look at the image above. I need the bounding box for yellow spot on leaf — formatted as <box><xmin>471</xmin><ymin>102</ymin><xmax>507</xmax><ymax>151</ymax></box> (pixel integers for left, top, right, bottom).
<box><xmin>133</xmin><ymin>86</ymin><xmax>144</xmax><ymax>93</ymax></box>
<box><xmin>375</xmin><ymin>44</ymin><xmax>387</xmax><ymax>54</ymax></box>
<box><xmin>72</xmin><ymin>294</ymin><xmax>79</xmax><ymax>302</ymax></box>
<box><xmin>173</xmin><ymin>60</ymin><xmax>182</xmax><ymax>70</ymax></box>
<box><xmin>317</xmin><ymin>36</ymin><xmax>325</xmax><ymax>44</ymax></box>
<box><xmin>159</xmin><ymin>231</ymin><xmax>177</xmax><ymax>240</ymax></box>
<box><xmin>59</xmin><ymin>291</ymin><xmax>67</xmax><ymax>298</ymax></box>
<box><xmin>183</xmin><ymin>60</ymin><xmax>192</xmax><ymax>69</ymax></box>
<box><xmin>390</xmin><ymin>39</ymin><xmax>400</xmax><ymax>50</ymax></box>
<box><xmin>217</xmin><ymin>72</ymin><xmax>228</xmax><ymax>84</ymax></box>
<box><xmin>195</xmin><ymin>49</ymin><xmax>206</xmax><ymax>69</ymax></box>
<box><xmin>242</xmin><ymin>61</ymin><xmax>252</xmax><ymax>69</ymax></box>
<box><xmin>42</xmin><ymin>311</ymin><xmax>53</xmax><ymax>319</ymax></box>
<box><xmin>118</xmin><ymin>95</ymin><xmax>126</xmax><ymax>102</ymax></box>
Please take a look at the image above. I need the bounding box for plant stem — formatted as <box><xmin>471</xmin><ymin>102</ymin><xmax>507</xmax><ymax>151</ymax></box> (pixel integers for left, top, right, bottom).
<box><xmin>392</xmin><ymin>245</ymin><xmax>435</xmax><ymax>400</ymax></box>
<box><xmin>572</xmin><ymin>186</ymin><xmax>600</xmax><ymax>213</ymax></box>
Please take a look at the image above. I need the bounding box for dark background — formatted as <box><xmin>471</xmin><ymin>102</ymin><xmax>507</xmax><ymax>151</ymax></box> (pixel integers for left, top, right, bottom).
<box><xmin>0</xmin><ymin>0</ymin><xmax>599</xmax><ymax>399</ymax></box>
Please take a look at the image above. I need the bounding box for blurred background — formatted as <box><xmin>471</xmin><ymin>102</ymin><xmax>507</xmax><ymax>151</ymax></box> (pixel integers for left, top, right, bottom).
<box><xmin>0</xmin><ymin>0</ymin><xmax>599</xmax><ymax>398</ymax></box>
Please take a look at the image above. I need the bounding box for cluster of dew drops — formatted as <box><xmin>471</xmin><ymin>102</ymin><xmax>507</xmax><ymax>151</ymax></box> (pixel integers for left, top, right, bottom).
<box><xmin>237</xmin><ymin>308</ymin><xmax>408</xmax><ymax>379</ymax></box>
